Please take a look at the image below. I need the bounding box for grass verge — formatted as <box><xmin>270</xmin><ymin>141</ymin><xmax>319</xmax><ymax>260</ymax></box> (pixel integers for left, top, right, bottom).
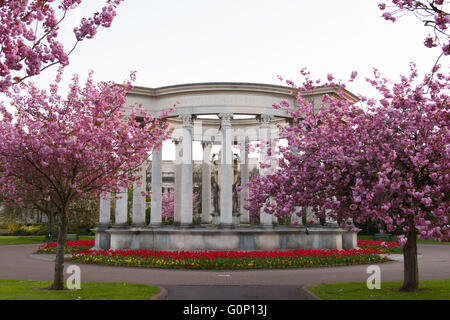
<box><xmin>306</xmin><ymin>279</ymin><xmax>450</xmax><ymax>300</ymax></box>
<box><xmin>0</xmin><ymin>278</ymin><xmax>159</xmax><ymax>300</ymax></box>
<box><xmin>0</xmin><ymin>235</ymin><xmax>94</xmax><ymax>245</ymax></box>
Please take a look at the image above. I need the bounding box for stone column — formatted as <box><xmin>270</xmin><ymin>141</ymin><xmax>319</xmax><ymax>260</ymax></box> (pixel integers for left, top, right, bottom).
<box><xmin>132</xmin><ymin>164</ymin><xmax>147</xmax><ymax>226</ymax></box>
<box><xmin>343</xmin><ymin>218</ymin><xmax>358</xmax><ymax>249</ymax></box>
<box><xmin>325</xmin><ymin>213</ymin><xmax>338</xmax><ymax>226</ymax></box>
<box><xmin>259</xmin><ymin>114</ymin><xmax>274</xmax><ymax>227</ymax></box>
<box><xmin>99</xmin><ymin>193</ymin><xmax>111</xmax><ymax>226</ymax></box>
<box><xmin>291</xmin><ymin>206</ymin><xmax>302</xmax><ymax>225</ymax></box>
<box><xmin>95</xmin><ymin>193</ymin><xmax>112</xmax><ymax>250</ymax></box>
<box><xmin>173</xmin><ymin>139</ymin><xmax>182</xmax><ymax>224</ymax></box>
<box><xmin>305</xmin><ymin>207</ymin><xmax>320</xmax><ymax>225</ymax></box>
<box><xmin>115</xmin><ymin>187</ymin><xmax>128</xmax><ymax>226</ymax></box>
<box><xmin>324</xmin><ymin>197</ymin><xmax>339</xmax><ymax>226</ymax></box>
<box><xmin>239</xmin><ymin>136</ymin><xmax>250</xmax><ymax>224</ymax></box>
<box><xmin>180</xmin><ymin>115</ymin><xmax>193</xmax><ymax>226</ymax></box>
<box><xmin>201</xmin><ymin>141</ymin><xmax>213</xmax><ymax>224</ymax></box>
<box><xmin>150</xmin><ymin>147</ymin><xmax>163</xmax><ymax>226</ymax></box>
<box><xmin>219</xmin><ymin>113</ymin><xmax>233</xmax><ymax>227</ymax></box>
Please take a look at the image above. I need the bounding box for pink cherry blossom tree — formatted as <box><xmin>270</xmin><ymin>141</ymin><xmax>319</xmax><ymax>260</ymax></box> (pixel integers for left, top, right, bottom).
<box><xmin>0</xmin><ymin>0</ymin><xmax>124</xmax><ymax>92</ymax></box>
<box><xmin>161</xmin><ymin>190</ymin><xmax>175</xmax><ymax>222</ymax></box>
<box><xmin>160</xmin><ymin>190</ymin><xmax>200</xmax><ymax>223</ymax></box>
<box><xmin>0</xmin><ymin>70</ymin><xmax>173</xmax><ymax>290</ymax></box>
<box><xmin>246</xmin><ymin>64</ymin><xmax>449</xmax><ymax>291</ymax></box>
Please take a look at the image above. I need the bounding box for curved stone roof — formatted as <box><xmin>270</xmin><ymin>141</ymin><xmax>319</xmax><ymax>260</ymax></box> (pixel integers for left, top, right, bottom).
<box><xmin>127</xmin><ymin>82</ymin><xmax>358</xmax><ymax>118</ymax></box>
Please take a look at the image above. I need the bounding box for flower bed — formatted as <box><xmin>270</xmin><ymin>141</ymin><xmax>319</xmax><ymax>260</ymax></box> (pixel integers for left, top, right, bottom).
<box><xmin>37</xmin><ymin>240</ymin><xmax>95</xmax><ymax>254</ymax></box>
<box><xmin>38</xmin><ymin>239</ymin><xmax>401</xmax><ymax>269</ymax></box>
<box><xmin>357</xmin><ymin>240</ymin><xmax>403</xmax><ymax>253</ymax></box>
<box><xmin>69</xmin><ymin>248</ymin><xmax>388</xmax><ymax>270</ymax></box>
<box><xmin>37</xmin><ymin>239</ymin><xmax>402</xmax><ymax>259</ymax></box>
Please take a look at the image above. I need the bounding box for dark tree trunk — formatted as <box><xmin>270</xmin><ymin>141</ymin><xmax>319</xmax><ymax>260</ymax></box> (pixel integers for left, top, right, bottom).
<box><xmin>50</xmin><ymin>207</ymin><xmax>68</xmax><ymax>290</ymax></box>
<box><xmin>401</xmin><ymin>215</ymin><xmax>419</xmax><ymax>292</ymax></box>
<box><xmin>48</xmin><ymin>211</ymin><xmax>54</xmax><ymax>234</ymax></box>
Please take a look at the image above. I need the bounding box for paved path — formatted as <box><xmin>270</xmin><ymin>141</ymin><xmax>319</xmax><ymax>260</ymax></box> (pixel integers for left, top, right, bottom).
<box><xmin>0</xmin><ymin>244</ymin><xmax>449</xmax><ymax>299</ymax></box>
<box><xmin>162</xmin><ymin>285</ymin><xmax>315</xmax><ymax>300</ymax></box>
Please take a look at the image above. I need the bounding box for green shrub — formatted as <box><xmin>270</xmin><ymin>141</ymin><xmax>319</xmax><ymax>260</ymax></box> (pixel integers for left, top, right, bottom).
<box><xmin>162</xmin><ymin>218</ymin><xmax>173</xmax><ymax>225</ymax></box>
<box><xmin>12</xmin><ymin>224</ymin><xmax>48</xmax><ymax>236</ymax></box>
<box><xmin>67</xmin><ymin>225</ymin><xmax>94</xmax><ymax>235</ymax></box>
<box><xmin>7</xmin><ymin>222</ymin><xmax>20</xmax><ymax>235</ymax></box>
<box><xmin>192</xmin><ymin>216</ymin><xmax>201</xmax><ymax>225</ymax></box>
<box><xmin>12</xmin><ymin>229</ymin><xmax>28</xmax><ymax>236</ymax></box>
<box><xmin>278</xmin><ymin>216</ymin><xmax>291</xmax><ymax>225</ymax></box>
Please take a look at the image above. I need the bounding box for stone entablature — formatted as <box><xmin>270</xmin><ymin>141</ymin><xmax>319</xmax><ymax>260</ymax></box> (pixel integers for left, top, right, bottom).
<box><xmin>126</xmin><ymin>82</ymin><xmax>359</xmax><ymax>118</ymax></box>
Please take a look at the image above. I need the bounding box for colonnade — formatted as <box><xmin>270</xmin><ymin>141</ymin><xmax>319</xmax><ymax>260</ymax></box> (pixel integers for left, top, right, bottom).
<box><xmin>98</xmin><ymin>113</ymin><xmax>277</xmax><ymax>228</ymax></box>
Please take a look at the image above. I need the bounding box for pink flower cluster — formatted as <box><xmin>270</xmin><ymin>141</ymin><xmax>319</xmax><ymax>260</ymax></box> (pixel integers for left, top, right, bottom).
<box><xmin>378</xmin><ymin>1</ymin><xmax>449</xmax><ymax>55</ymax></box>
<box><xmin>161</xmin><ymin>190</ymin><xmax>200</xmax><ymax>222</ymax></box>
<box><xmin>74</xmin><ymin>2</ymin><xmax>121</xmax><ymax>41</ymax></box>
<box><xmin>0</xmin><ymin>0</ymin><xmax>124</xmax><ymax>92</ymax></box>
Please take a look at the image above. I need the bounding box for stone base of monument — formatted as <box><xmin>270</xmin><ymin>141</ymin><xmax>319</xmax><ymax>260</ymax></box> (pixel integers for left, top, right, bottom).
<box><xmin>92</xmin><ymin>226</ymin><xmax>111</xmax><ymax>250</ymax></box>
<box><xmin>93</xmin><ymin>225</ymin><xmax>358</xmax><ymax>251</ymax></box>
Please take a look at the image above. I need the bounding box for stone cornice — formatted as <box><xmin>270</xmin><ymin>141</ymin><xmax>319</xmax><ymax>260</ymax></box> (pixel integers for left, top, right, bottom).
<box><xmin>129</xmin><ymin>82</ymin><xmax>359</xmax><ymax>103</ymax></box>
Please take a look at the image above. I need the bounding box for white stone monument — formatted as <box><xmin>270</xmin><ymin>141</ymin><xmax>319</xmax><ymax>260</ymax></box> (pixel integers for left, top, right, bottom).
<box><xmin>93</xmin><ymin>82</ymin><xmax>359</xmax><ymax>251</ymax></box>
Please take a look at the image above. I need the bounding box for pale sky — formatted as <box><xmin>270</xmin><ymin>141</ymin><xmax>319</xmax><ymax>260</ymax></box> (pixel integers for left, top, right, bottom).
<box><xmin>29</xmin><ymin>0</ymin><xmax>448</xmax><ymax>160</ymax></box>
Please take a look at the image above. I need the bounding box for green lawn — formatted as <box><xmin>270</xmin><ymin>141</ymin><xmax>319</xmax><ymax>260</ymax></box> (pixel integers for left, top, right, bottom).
<box><xmin>0</xmin><ymin>235</ymin><xmax>94</xmax><ymax>245</ymax></box>
<box><xmin>0</xmin><ymin>279</ymin><xmax>160</xmax><ymax>300</ymax></box>
<box><xmin>307</xmin><ymin>279</ymin><xmax>450</xmax><ymax>300</ymax></box>
<box><xmin>357</xmin><ymin>235</ymin><xmax>449</xmax><ymax>245</ymax></box>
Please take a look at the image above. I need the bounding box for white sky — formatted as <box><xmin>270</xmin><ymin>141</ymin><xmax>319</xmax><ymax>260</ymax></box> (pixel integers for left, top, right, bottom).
<box><xmin>28</xmin><ymin>0</ymin><xmax>448</xmax><ymax>160</ymax></box>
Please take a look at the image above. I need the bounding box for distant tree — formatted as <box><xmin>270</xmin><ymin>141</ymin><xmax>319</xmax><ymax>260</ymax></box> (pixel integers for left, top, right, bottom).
<box><xmin>67</xmin><ymin>195</ymin><xmax>99</xmax><ymax>233</ymax></box>
<box><xmin>161</xmin><ymin>191</ymin><xmax>200</xmax><ymax>223</ymax></box>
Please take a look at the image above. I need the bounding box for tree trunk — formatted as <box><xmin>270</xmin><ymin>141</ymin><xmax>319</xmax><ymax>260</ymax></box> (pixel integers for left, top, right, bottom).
<box><xmin>401</xmin><ymin>215</ymin><xmax>419</xmax><ymax>292</ymax></box>
<box><xmin>50</xmin><ymin>207</ymin><xmax>68</xmax><ymax>290</ymax></box>
<box><xmin>47</xmin><ymin>211</ymin><xmax>54</xmax><ymax>234</ymax></box>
